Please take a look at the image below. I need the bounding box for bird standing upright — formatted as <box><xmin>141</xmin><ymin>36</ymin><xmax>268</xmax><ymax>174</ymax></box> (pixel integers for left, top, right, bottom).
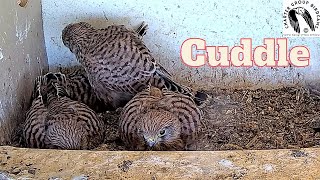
<box><xmin>119</xmin><ymin>86</ymin><xmax>202</xmax><ymax>150</ymax></box>
<box><xmin>62</xmin><ymin>21</ymin><xmax>208</xmax><ymax>109</ymax></box>
<box><xmin>23</xmin><ymin>72</ymin><xmax>105</xmax><ymax>149</ymax></box>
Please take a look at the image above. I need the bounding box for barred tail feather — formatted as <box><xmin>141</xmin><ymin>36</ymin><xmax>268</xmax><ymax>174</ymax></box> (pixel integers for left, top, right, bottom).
<box><xmin>135</xmin><ymin>21</ymin><xmax>148</xmax><ymax>37</ymax></box>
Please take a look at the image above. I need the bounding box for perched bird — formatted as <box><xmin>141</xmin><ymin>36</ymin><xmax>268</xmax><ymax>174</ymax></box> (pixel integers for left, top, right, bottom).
<box><xmin>64</xmin><ymin>66</ymin><xmax>113</xmax><ymax>112</ymax></box>
<box><xmin>62</xmin><ymin>21</ymin><xmax>208</xmax><ymax>109</ymax></box>
<box><xmin>23</xmin><ymin>72</ymin><xmax>105</xmax><ymax>149</ymax></box>
<box><xmin>119</xmin><ymin>86</ymin><xmax>202</xmax><ymax>150</ymax></box>
<box><xmin>288</xmin><ymin>7</ymin><xmax>315</xmax><ymax>33</ymax></box>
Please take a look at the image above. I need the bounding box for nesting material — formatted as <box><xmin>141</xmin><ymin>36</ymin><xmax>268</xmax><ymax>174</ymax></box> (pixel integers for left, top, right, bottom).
<box><xmin>96</xmin><ymin>86</ymin><xmax>320</xmax><ymax>150</ymax></box>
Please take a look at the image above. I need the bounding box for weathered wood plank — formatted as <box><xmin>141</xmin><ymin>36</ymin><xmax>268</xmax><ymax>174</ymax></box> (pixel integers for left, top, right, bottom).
<box><xmin>0</xmin><ymin>146</ymin><xmax>319</xmax><ymax>179</ymax></box>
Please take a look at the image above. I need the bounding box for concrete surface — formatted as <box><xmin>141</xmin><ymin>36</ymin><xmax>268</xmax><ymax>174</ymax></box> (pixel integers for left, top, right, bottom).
<box><xmin>0</xmin><ymin>0</ymin><xmax>48</xmax><ymax>144</ymax></box>
<box><xmin>0</xmin><ymin>146</ymin><xmax>319</xmax><ymax>179</ymax></box>
<box><xmin>42</xmin><ymin>0</ymin><xmax>320</xmax><ymax>89</ymax></box>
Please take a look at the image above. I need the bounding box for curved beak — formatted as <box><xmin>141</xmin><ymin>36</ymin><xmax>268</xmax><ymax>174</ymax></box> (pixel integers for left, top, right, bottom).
<box><xmin>145</xmin><ymin>137</ymin><xmax>156</xmax><ymax>147</ymax></box>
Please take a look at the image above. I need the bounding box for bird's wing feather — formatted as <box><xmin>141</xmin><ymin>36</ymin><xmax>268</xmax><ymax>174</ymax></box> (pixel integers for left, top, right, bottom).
<box><xmin>288</xmin><ymin>9</ymin><xmax>300</xmax><ymax>33</ymax></box>
<box><xmin>156</xmin><ymin>63</ymin><xmax>172</xmax><ymax>77</ymax></box>
<box><xmin>90</xmin><ymin>26</ymin><xmax>161</xmax><ymax>93</ymax></box>
<box><xmin>302</xmin><ymin>9</ymin><xmax>315</xmax><ymax>31</ymax></box>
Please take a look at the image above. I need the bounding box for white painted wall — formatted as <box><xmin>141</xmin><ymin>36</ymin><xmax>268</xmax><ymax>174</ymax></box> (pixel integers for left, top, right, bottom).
<box><xmin>42</xmin><ymin>0</ymin><xmax>320</xmax><ymax>89</ymax></box>
<box><xmin>0</xmin><ymin>0</ymin><xmax>48</xmax><ymax>144</ymax></box>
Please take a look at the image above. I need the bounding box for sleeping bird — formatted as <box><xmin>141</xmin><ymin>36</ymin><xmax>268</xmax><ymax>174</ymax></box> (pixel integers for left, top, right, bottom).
<box><xmin>23</xmin><ymin>72</ymin><xmax>105</xmax><ymax>149</ymax></box>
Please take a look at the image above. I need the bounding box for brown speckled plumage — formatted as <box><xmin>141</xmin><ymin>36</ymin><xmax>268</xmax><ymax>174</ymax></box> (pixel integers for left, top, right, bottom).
<box><xmin>119</xmin><ymin>86</ymin><xmax>202</xmax><ymax>150</ymax></box>
<box><xmin>23</xmin><ymin>72</ymin><xmax>105</xmax><ymax>149</ymax></box>
<box><xmin>64</xmin><ymin>67</ymin><xmax>113</xmax><ymax>112</ymax></box>
<box><xmin>62</xmin><ymin>21</ymin><xmax>208</xmax><ymax>109</ymax></box>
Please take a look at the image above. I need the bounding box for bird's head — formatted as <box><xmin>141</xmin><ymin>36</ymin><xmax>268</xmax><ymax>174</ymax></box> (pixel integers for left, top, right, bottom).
<box><xmin>295</xmin><ymin>7</ymin><xmax>305</xmax><ymax>15</ymax></box>
<box><xmin>136</xmin><ymin>110</ymin><xmax>183</xmax><ymax>150</ymax></box>
<box><xmin>61</xmin><ymin>22</ymin><xmax>94</xmax><ymax>54</ymax></box>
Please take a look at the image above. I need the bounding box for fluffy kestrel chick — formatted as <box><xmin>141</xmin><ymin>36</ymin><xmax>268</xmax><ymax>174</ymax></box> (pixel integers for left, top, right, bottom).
<box><xmin>23</xmin><ymin>72</ymin><xmax>105</xmax><ymax>149</ymax></box>
<box><xmin>64</xmin><ymin>66</ymin><xmax>113</xmax><ymax>112</ymax></box>
<box><xmin>62</xmin><ymin>21</ymin><xmax>208</xmax><ymax>109</ymax></box>
<box><xmin>119</xmin><ymin>86</ymin><xmax>202</xmax><ymax>150</ymax></box>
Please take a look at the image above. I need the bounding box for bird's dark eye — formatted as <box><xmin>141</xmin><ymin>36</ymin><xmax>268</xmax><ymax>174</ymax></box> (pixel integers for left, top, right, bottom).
<box><xmin>159</xmin><ymin>129</ymin><xmax>166</xmax><ymax>136</ymax></box>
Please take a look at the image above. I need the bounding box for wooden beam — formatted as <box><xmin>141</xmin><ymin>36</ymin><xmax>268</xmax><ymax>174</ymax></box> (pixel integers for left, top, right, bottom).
<box><xmin>0</xmin><ymin>146</ymin><xmax>319</xmax><ymax>179</ymax></box>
